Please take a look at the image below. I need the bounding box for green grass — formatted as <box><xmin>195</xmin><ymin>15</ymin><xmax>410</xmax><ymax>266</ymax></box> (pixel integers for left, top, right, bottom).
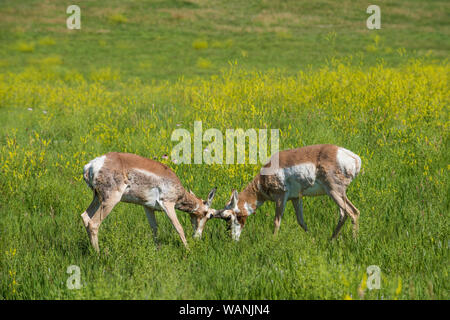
<box><xmin>0</xmin><ymin>0</ymin><xmax>449</xmax><ymax>300</ymax></box>
<box><xmin>0</xmin><ymin>0</ymin><xmax>448</xmax><ymax>80</ymax></box>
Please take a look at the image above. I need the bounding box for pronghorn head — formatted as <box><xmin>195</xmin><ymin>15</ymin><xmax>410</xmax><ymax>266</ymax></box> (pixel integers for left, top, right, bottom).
<box><xmin>213</xmin><ymin>190</ymin><xmax>248</xmax><ymax>241</ymax></box>
<box><xmin>189</xmin><ymin>187</ymin><xmax>217</xmax><ymax>238</ymax></box>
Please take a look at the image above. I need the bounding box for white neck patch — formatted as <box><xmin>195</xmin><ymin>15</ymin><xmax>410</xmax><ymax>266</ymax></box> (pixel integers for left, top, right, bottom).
<box><xmin>244</xmin><ymin>202</ymin><xmax>254</xmax><ymax>215</ymax></box>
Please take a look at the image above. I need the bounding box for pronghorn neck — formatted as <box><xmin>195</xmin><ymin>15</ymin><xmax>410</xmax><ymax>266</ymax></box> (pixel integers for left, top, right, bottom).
<box><xmin>238</xmin><ymin>175</ymin><xmax>265</xmax><ymax>215</ymax></box>
<box><xmin>175</xmin><ymin>190</ymin><xmax>201</xmax><ymax>214</ymax></box>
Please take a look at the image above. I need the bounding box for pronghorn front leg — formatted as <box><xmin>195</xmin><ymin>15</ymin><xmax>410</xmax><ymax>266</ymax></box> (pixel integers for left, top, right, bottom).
<box><xmin>292</xmin><ymin>197</ymin><xmax>308</xmax><ymax>232</ymax></box>
<box><xmin>190</xmin><ymin>215</ymin><xmax>198</xmax><ymax>236</ymax></box>
<box><xmin>273</xmin><ymin>192</ymin><xmax>288</xmax><ymax>236</ymax></box>
<box><xmin>190</xmin><ymin>214</ymin><xmax>206</xmax><ymax>239</ymax></box>
<box><xmin>160</xmin><ymin>201</ymin><xmax>188</xmax><ymax>248</ymax></box>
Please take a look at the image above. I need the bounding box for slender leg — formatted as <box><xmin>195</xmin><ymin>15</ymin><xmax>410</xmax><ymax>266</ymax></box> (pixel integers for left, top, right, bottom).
<box><xmin>190</xmin><ymin>215</ymin><xmax>198</xmax><ymax>234</ymax></box>
<box><xmin>292</xmin><ymin>197</ymin><xmax>308</xmax><ymax>232</ymax></box>
<box><xmin>161</xmin><ymin>201</ymin><xmax>188</xmax><ymax>248</ymax></box>
<box><xmin>81</xmin><ymin>192</ymin><xmax>100</xmax><ymax>229</ymax></box>
<box><xmin>144</xmin><ymin>206</ymin><xmax>158</xmax><ymax>241</ymax></box>
<box><xmin>273</xmin><ymin>192</ymin><xmax>288</xmax><ymax>236</ymax></box>
<box><xmin>190</xmin><ymin>214</ymin><xmax>204</xmax><ymax>239</ymax></box>
<box><xmin>194</xmin><ymin>217</ymin><xmax>206</xmax><ymax>239</ymax></box>
<box><xmin>331</xmin><ymin>208</ymin><xmax>348</xmax><ymax>239</ymax></box>
<box><xmin>85</xmin><ymin>190</ymin><xmax>122</xmax><ymax>252</ymax></box>
<box><xmin>326</xmin><ymin>189</ymin><xmax>357</xmax><ymax>239</ymax></box>
<box><xmin>344</xmin><ymin>196</ymin><xmax>360</xmax><ymax>237</ymax></box>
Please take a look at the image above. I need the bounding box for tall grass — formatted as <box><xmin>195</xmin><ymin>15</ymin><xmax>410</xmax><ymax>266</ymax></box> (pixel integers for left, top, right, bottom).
<box><xmin>0</xmin><ymin>59</ymin><xmax>448</xmax><ymax>299</ymax></box>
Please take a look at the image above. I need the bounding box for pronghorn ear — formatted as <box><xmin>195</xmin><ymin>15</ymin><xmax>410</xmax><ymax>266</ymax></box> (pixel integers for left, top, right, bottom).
<box><xmin>230</xmin><ymin>189</ymin><xmax>238</xmax><ymax>207</ymax></box>
<box><xmin>206</xmin><ymin>187</ymin><xmax>217</xmax><ymax>206</ymax></box>
<box><xmin>228</xmin><ymin>191</ymin><xmax>234</xmax><ymax>202</ymax></box>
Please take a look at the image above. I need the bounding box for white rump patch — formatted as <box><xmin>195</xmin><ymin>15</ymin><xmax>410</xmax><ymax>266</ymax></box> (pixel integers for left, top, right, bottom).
<box><xmin>91</xmin><ymin>155</ymin><xmax>106</xmax><ymax>173</ymax></box>
<box><xmin>83</xmin><ymin>155</ymin><xmax>106</xmax><ymax>188</ymax></box>
<box><xmin>337</xmin><ymin>148</ymin><xmax>361</xmax><ymax>178</ymax></box>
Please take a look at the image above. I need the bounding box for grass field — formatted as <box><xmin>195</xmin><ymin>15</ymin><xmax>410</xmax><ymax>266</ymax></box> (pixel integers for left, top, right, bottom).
<box><xmin>0</xmin><ymin>0</ymin><xmax>449</xmax><ymax>300</ymax></box>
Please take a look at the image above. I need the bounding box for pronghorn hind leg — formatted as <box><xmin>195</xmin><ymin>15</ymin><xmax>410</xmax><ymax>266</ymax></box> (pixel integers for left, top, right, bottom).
<box><xmin>81</xmin><ymin>192</ymin><xmax>101</xmax><ymax>250</ymax></box>
<box><xmin>190</xmin><ymin>214</ymin><xmax>204</xmax><ymax>239</ymax></box>
<box><xmin>161</xmin><ymin>201</ymin><xmax>188</xmax><ymax>249</ymax></box>
<box><xmin>331</xmin><ymin>208</ymin><xmax>348</xmax><ymax>240</ymax></box>
<box><xmin>326</xmin><ymin>188</ymin><xmax>357</xmax><ymax>239</ymax></box>
<box><xmin>292</xmin><ymin>197</ymin><xmax>307</xmax><ymax>232</ymax></box>
<box><xmin>86</xmin><ymin>190</ymin><xmax>122</xmax><ymax>252</ymax></box>
<box><xmin>273</xmin><ymin>192</ymin><xmax>288</xmax><ymax>236</ymax></box>
<box><xmin>344</xmin><ymin>195</ymin><xmax>360</xmax><ymax>238</ymax></box>
<box><xmin>81</xmin><ymin>191</ymin><xmax>100</xmax><ymax>229</ymax></box>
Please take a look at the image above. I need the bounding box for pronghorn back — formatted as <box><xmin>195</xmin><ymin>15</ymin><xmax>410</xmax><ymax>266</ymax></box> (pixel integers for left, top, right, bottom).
<box><xmin>264</xmin><ymin>144</ymin><xmax>361</xmax><ymax>174</ymax></box>
<box><xmin>83</xmin><ymin>152</ymin><xmax>180</xmax><ymax>188</ymax></box>
<box><xmin>83</xmin><ymin>152</ymin><xmax>185</xmax><ymax>206</ymax></box>
<box><xmin>259</xmin><ymin>144</ymin><xmax>361</xmax><ymax>196</ymax></box>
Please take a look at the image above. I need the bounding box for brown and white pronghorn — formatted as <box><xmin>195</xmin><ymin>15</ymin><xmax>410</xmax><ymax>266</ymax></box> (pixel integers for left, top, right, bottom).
<box><xmin>214</xmin><ymin>144</ymin><xmax>362</xmax><ymax>240</ymax></box>
<box><xmin>81</xmin><ymin>152</ymin><xmax>217</xmax><ymax>251</ymax></box>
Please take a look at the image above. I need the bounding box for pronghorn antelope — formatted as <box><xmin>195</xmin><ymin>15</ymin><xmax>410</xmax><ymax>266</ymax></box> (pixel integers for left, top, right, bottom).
<box><xmin>214</xmin><ymin>144</ymin><xmax>362</xmax><ymax>240</ymax></box>
<box><xmin>81</xmin><ymin>152</ymin><xmax>217</xmax><ymax>251</ymax></box>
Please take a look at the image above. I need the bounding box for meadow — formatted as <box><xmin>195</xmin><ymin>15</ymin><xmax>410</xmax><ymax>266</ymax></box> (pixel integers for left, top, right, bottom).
<box><xmin>0</xmin><ymin>0</ymin><xmax>449</xmax><ymax>300</ymax></box>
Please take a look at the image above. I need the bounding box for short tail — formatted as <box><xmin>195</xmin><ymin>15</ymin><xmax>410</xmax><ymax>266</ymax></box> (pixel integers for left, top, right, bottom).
<box><xmin>337</xmin><ymin>147</ymin><xmax>361</xmax><ymax>179</ymax></box>
<box><xmin>354</xmin><ymin>155</ymin><xmax>362</xmax><ymax>178</ymax></box>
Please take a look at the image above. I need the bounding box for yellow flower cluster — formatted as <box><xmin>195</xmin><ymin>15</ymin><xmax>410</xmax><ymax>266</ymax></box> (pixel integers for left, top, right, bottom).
<box><xmin>0</xmin><ymin>60</ymin><xmax>447</xmax><ymax>202</ymax></box>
